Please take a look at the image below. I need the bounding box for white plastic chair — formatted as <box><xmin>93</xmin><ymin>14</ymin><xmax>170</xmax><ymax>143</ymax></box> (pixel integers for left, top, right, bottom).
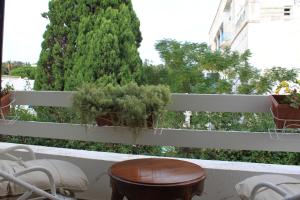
<box><xmin>236</xmin><ymin>174</ymin><xmax>300</xmax><ymax>200</ymax></box>
<box><xmin>0</xmin><ymin>145</ymin><xmax>89</xmax><ymax>200</ymax></box>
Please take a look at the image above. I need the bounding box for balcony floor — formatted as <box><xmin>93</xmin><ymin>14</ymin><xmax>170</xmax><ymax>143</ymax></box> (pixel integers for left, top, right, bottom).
<box><xmin>1</xmin><ymin>142</ymin><xmax>300</xmax><ymax>200</ymax></box>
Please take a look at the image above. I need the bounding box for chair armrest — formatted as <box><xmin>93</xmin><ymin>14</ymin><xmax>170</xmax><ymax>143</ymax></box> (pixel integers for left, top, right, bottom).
<box><xmin>0</xmin><ymin>145</ymin><xmax>36</xmax><ymax>163</ymax></box>
<box><xmin>250</xmin><ymin>182</ymin><xmax>288</xmax><ymax>200</ymax></box>
<box><xmin>285</xmin><ymin>193</ymin><xmax>300</xmax><ymax>200</ymax></box>
<box><xmin>0</xmin><ymin>168</ymin><xmax>60</xmax><ymax>200</ymax></box>
<box><xmin>14</xmin><ymin>167</ymin><xmax>57</xmax><ymax>196</ymax></box>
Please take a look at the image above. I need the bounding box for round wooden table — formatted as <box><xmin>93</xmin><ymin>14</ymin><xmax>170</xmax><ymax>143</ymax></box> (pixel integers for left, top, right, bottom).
<box><xmin>108</xmin><ymin>158</ymin><xmax>206</xmax><ymax>200</ymax></box>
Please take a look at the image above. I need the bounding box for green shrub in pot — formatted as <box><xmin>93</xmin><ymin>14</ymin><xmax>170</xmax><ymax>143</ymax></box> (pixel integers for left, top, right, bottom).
<box><xmin>1</xmin><ymin>84</ymin><xmax>14</xmax><ymax>117</ymax></box>
<box><xmin>72</xmin><ymin>82</ymin><xmax>171</xmax><ymax>130</ymax></box>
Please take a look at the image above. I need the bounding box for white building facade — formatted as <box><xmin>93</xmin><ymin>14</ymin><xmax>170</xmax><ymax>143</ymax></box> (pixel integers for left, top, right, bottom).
<box><xmin>209</xmin><ymin>0</ymin><xmax>300</xmax><ymax>69</ymax></box>
<box><xmin>1</xmin><ymin>75</ymin><xmax>34</xmax><ymax>91</ymax></box>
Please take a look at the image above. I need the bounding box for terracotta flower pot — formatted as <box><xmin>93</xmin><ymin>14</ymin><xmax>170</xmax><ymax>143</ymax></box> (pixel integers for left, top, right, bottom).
<box><xmin>270</xmin><ymin>95</ymin><xmax>300</xmax><ymax>129</ymax></box>
<box><xmin>96</xmin><ymin>113</ymin><xmax>154</xmax><ymax>128</ymax></box>
<box><xmin>1</xmin><ymin>93</ymin><xmax>11</xmax><ymax>117</ymax></box>
<box><xmin>96</xmin><ymin>113</ymin><xmax>117</xmax><ymax>126</ymax></box>
<box><xmin>146</xmin><ymin>114</ymin><xmax>154</xmax><ymax>128</ymax></box>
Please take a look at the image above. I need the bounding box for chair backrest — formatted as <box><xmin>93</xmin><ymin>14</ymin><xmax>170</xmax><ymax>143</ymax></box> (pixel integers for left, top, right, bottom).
<box><xmin>236</xmin><ymin>174</ymin><xmax>300</xmax><ymax>200</ymax></box>
<box><xmin>0</xmin><ymin>145</ymin><xmax>88</xmax><ymax>200</ymax></box>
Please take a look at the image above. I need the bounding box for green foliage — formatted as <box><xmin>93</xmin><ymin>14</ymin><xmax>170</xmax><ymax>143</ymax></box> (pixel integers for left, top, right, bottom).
<box><xmin>138</xmin><ymin>39</ymin><xmax>300</xmax><ymax>165</ymax></box>
<box><xmin>1</xmin><ymin>61</ymin><xmax>31</xmax><ymax>76</ymax></box>
<box><xmin>155</xmin><ymin>39</ymin><xmax>207</xmax><ymax>69</ymax></box>
<box><xmin>149</xmin><ymin>40</ymin><xmax>298</xmax><ymax>96</ymax></box>
<box><xmin>65</xmin><ymin>3</ymin><xmax>142</xmax><ymax>89</ymax></box>
<box><xmin>33</xmin><ymin>107</ymin><xmax>77</xmax><ymax>123</ymax></box>
<box><xmin>35</xmin><ymin>0</ymin><xmax>78</xmax><ymax>91</ymax></box>
<box><xmin>252</xmin><ymin>67</ymin><xmax>298</xmax><ymax>94</ymax></box>
<box><xmin>72</xmin><ymin>83</ymin><xmax>171</xmax><ymax>128</ymax></box>
<box><xmin>156</xmin><ymin>111</ymin><xmax>185</xmax><ymax>129</ymax></box>
<box><xmin>20</xmin><ymin>26</ymin><xmax>300</xmax><ymax>165</ymax></box>
<box><xmin>140</xmin><ymin>62</ymin><xmax>169</xmax><ymax>86</ymax></box>
<box><xmin>274</xmin><ymin>80</ymin><xmax>300</xmax><ymax>108</ymax></box>
<box><xmin>1</xmin><ymin>65</ymin><xmax>8</xmax><ymax>75</ymax></box>
<box><xmin>11</xmin><ymin>107</ymin><xmax>37</xmax><ymax>121</ymax></box>
<box><xmin>289</xmin><ymin>91</ymin><xmax>300</xmax><ymax>109</ymax></box>
<box><xmin>0</xmin><ymin>83</ymin><xmax>13</xmax><ymax>97</ymax></box>
<box><xmin>152</xmin><ymin>40</ymin><xmax>258</xmax><ymax>94</ymax></box>
<box><xmin>200</xmin><ymin>48</ymin><xmax>239</xmax><ymax>72</ymax></box>
<box><xmin>34</xmin><ymin>0</ymin><xmax>142</xmax><ymax>122</ymax></box>
<box><xmin>2</xmin><ymin>61</ymin><xmax>31</xmax><ymax>68</ymax></box>
<box><xmin>35</xmin><ymin>0</ymin><xmax>142</xmax><ymax>92</ymax></box>
<box><xmin>264</xmin><ymin>67</ymin><xmax>298</xmax><ymax>83</ymax></box>
<box><xmin>152</xmin><ymin>40</ymin><xmax>207</xmax><ymax>93</ymax></box>
<box><xmin>10</xmin><ymin>67</ymin><xmax>36</xmax><ymax>79</ymax></box>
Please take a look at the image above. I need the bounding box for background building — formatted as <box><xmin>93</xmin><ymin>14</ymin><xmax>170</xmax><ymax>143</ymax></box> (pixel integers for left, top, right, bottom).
<box><xmin>1</xmin><ymin>75</ymin><xmax>34</xmax><ymax>91</ymax></box>
<box><xmin>209</xmin><ymin>0</ymin><xmax>300</xmax><ymax>69</ymax></box>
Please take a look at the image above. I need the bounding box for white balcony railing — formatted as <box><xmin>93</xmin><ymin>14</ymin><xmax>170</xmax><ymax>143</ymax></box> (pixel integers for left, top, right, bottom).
<box><xmin>1</xmin><ymin>91</ymin><xmax>300</xmax><ymax>152</ymax></box>
<box><xmin>1</xmin><ymin>91</ymin><xmax>300</xmax><ymax>200</ymax></box>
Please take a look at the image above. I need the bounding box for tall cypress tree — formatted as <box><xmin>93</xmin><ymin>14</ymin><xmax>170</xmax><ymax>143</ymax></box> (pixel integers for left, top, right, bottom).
<box><xmin>35</xmin><ymin>0</ymin><xmax>80</xmax><ymax>91</ymax></box>
<box><xmin>65</xmin><ymin>2</ymin><xmax>142</xmax><ymax>89</ymax></box>
<box><xmin>34</xmin><ymin>0</ymin><xmax>142</xmax><ymax>122</ymax></box>
<box><xmin>35</xmin><ymin>0</ymin><xmax>142</xmax><ymax>91</ymax></box>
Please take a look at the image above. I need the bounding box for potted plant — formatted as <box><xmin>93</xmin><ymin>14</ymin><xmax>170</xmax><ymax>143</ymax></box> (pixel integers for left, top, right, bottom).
<box><xmin>72</xmin><ymin>82</ymin><xmax>171</xmax><ymax>131</ymax></box>
<box><xmin>0</xmin><ymin>84</ymin><xmax>13</xmax><ymax>117</ymax></box>
<box><xmin>270</xmin><ymin>81</ymin><xmax>300</xmax><ymax>129</ymax></box>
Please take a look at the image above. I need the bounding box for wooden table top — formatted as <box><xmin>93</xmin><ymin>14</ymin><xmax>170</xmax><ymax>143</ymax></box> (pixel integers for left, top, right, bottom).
<box><xmin>109</xmin><ymin>158</ymin><xmax>206</xmax><ymax>186</ymax></box>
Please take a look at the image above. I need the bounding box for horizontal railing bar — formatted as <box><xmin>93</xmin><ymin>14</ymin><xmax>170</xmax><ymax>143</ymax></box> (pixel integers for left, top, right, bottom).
<box><xmin>169</xmin><ymin>93</ymin><xmax>270</xmax><ymax>113</ymax></box>
<box><xmin>13</xmin><ymin>91</ymin><xmax>75</xmax><ymax>108</ymax></box>
<box><xmin>13</xmin><ymin>91</ymin><xmax>271</xmax><ymax>113</ymax></box>
<box><xmin>1</xmin><ymin>121</ymin><xmax>299</xmax><ymax>152</ymax></box>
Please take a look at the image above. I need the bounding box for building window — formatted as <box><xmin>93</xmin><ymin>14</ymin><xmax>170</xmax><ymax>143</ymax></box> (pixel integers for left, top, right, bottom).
<box><xmin>219</xmin><ymin>24</ymin><xmax>224</xmax><ymax>43</ymax></box>
<box><xmin>215</xmin><ymin>34</ymin><xmax>220</xmax><ymax>50</ymax></box>
<box><xmin>284</xmin><ymin>7</ymin><xmax>291</xmax><ymax>16</ymax></box>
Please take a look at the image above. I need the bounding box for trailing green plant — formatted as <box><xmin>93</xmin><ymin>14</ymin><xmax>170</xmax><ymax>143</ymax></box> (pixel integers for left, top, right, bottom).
<box><xmin>1</xmin><ymin>84</ymin><xmax>14</xmax><ymax>97</ymax></box>
<box><xmin>274</xmin><ymin>80</ymin><xmax>300</xmax><ymax>108</ymax></box>
<box><xmin>72</xmin><ymin>82</ymin><xmax>171</xmax><ymax>129</ymax></box>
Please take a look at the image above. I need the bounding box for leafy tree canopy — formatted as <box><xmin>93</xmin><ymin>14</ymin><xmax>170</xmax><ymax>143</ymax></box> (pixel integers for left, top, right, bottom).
<box><xmin>10</xmin><ymin>67</ymin><xmax>36</xmax><ymax>80</ymax></box>
<box><xmin>150</xmin><ymin>39</ymin><xmax>297</xmax><ymax>95</ymax></box>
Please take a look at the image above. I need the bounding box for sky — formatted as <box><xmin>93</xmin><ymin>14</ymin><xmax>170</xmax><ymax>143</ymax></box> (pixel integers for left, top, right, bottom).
<box><xmin>2</xmin><ymin>0</ymin><xmax>220</xmax><ymax>64</ymax></box>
